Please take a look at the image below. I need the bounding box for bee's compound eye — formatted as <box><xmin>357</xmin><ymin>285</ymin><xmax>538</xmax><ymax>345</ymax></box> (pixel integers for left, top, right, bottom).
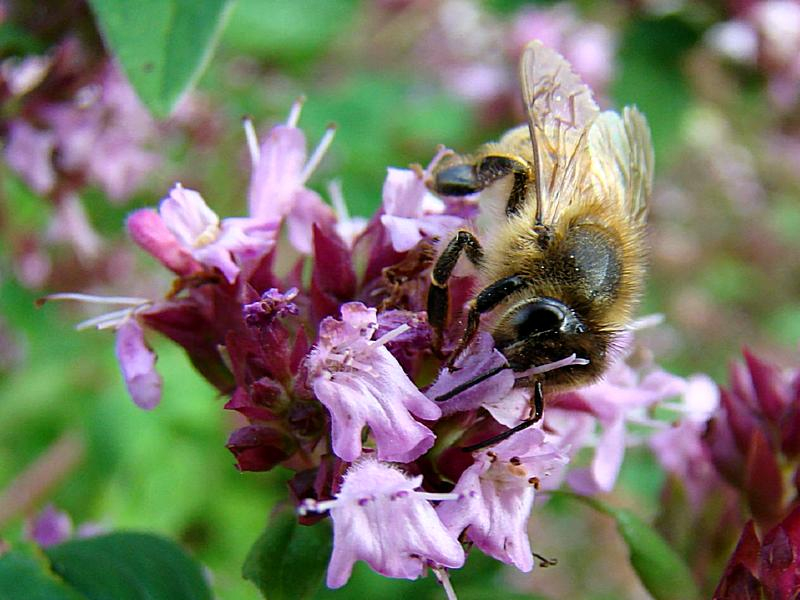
<box><xmin>433</xmin><ymin>164</ymin><xmax>478</xmax><ymax>196</ymax></box>
<box><xmin>512</xmin><ymin>299</ymin><xmax>568</xmax><ymax>338</ymax></box>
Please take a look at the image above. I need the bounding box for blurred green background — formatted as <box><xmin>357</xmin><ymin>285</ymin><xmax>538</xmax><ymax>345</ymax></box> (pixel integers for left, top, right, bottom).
<box><xmin>2</xmin><ymin>0</ymin><xmax>800</xmax><ymax>598</ymax></box>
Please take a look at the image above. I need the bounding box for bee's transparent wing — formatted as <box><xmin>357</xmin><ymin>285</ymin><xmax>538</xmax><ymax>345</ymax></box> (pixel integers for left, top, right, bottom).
<box><xmin>519</xmin><ymin>40</ymin><xmax>599</xmax><ymax>225</ymax></box>
<box><xmin>587</xmin><ymin>107</ymin><xmax>654</xmax><ymax>224</ymax></box>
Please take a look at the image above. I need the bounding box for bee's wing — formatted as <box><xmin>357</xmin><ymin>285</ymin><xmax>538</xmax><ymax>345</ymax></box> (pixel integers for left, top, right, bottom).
<box><xmin>519</xmin><ymin>40</ymin><xmax>599</xmax><ymax>225</ymax></box>
<box><xmin>587</xmin><ymin>107</ymin><xmax>654</xmax><ymax>224</ymax></box>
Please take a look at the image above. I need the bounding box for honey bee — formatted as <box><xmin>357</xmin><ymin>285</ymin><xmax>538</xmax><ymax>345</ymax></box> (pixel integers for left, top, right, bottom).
<box><xmin>427</xmin><ymin>41</ymin><xmax>653</xmax><ymax>448</ymax></box>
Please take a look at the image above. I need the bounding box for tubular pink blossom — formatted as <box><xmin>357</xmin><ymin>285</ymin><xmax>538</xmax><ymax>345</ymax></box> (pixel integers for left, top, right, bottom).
<box><xmin>305</xmin><ymin>302</ymin><xmax>441</xmax><ymax>463</ymax></box>
<box><xmin>126</xmin><ymin>208</ymin><xmax>201</xmax><ymax>277</ymax></box>
<box><xmin>300</xmin><ymin>458</ymin><xmax>464</xmax><ymax>587</ymax></box>
<box><xmin>436</xmin><ymin>428</ymin><xmax>567</xmax><ymax>572</ymax></box>
<box><xmin>246</xmin><ymin>109</ymin><xmax>337</xmax><ymax>254</ymax></box>
<box><xmin>380</xmin><ymin>167</ymin><xmax>464</xmax><ymax>252</ymax></box>
<box><xmin>115</xmin><ymin>318</ymin><xmax>162</xmax><ymax>410</ymax></box>
<box><xmin>157</xmin><ymin>184</ymin><xmax>278</xmax><ymax>283</ymax></box>
<box><xmin>558</xmin><ymin>356</ymin><xmax>689</xmax><ymax>495</ymax></box>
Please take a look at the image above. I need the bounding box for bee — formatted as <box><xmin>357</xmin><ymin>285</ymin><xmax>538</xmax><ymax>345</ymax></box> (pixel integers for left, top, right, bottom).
<box><xmin>427</xmin><ymin>41</ymin><xmax>653</xmax><ymax>448</ymax></box>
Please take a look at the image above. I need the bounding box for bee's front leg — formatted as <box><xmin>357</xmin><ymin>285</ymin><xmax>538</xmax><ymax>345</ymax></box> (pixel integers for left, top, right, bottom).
<box><xmin>427</xmin><ymin>230</ymin><xmax>484</xmax><ymax>355</ymax></box>
<box><xmin>444</xmin><ymin>274</ymin><xmax>530</xmax><ymax>369</ymax></box>
<box><xmin>432</xmin><ymin>154</ymin><xmax>531</xmax><ymax>216</ymax></box>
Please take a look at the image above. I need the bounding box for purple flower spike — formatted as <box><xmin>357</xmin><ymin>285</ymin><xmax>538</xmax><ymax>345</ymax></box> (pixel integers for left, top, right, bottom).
<box><xmin>26</xmin><ymin>505</ymin><xmax>73</xmax><ymax>547</ymax></box>
<box><xmin>115</xmin><ymin>318</ymin><xmax>162</xmax><ymax>410</ymax></box>
<box><xmin>299</xmin><ymin>458</ymin><xmax>464</xmax><ymax>588</ymax></box>
<box><xmin>436</xmin><ymin>428</ymin><xmax>567</xmax><ymax>572</ymax></box>
<box><xmin>305</xmin><ymin>302</ymin><xmax>441</xmax><ymax>463</ymax></box>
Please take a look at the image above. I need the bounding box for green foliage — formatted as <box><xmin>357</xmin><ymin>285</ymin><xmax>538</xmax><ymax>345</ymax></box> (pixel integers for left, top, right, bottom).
<box><xmin>88</xmin><ymin>0</ymin><xmax>233</xmax><ymax>118</ymax></box>
<box><xmin>44</xmin><ymin>533</ymin><xmax>212</xmax><ymax>600</ymax></box>
<box><xmin>222</xmin><ymin>0</ymin><xmax>357</xmax><ymax>65</ymax></box>
<box><xmin>243</xmin><ymin>504</ymin><xmax>333</xmax><ymax>600</ymax></box>
<box><xmin>0</xmin><ymin>534</ymin><xmax>211</xmax><ymax>600</ymax></box>
<box><xmin>0</xmin><ymin>547</ymin><xmax>84</xmax><ymax>600</ymax></box>
<box><xmin>558</xmin><ymin>493</ymin><xmax>700</xmax><ymax>600</ymax></box>
<box><xmin>613</xmin><ymin>16</ymin><xmax>700</xmax><ymax>163</ymax></box>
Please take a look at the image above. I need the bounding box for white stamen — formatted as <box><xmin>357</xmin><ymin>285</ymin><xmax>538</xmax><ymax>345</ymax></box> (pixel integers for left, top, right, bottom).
<box><xmin>297</xmin><ymin>497</ymin><xmax>338</xmax><ymax>516</ymax></box>
<box><xmin>300</xmin><ymin>124</ymin><xmax>336</xmax><ymax>184</ymax></box>
<box><xmin>43</xmin><ymin>293</ymin><xmax>150</xmax><ymax>306</ymax></box>
<box><xmin>371</xmin><ymin>324</ymin><xmax>410</xmax><ymax>348</ymax></box>
<box><xmin>627</xmin><ymin>313</ymin><xmax>664</xmax><ymax>331</ymax></box>
<box><xmin>515</xmin><ymin>354</ymin><xmax>590</xmax><ymax>379</ymax></box>
<box><xmin>416</xmin><ymin>492</ymin><xmax>460</xmax><ymax>502</ymax></box>
<box><xmin>242</xmin><ymin>117</ymin><xmax>260</xmax><ymax>165</ymax></box>
<box><xmin>286</xmin><ymin>95</ymin><xmax>306</xmax><ymax>128</ymax></box>
<box><xmin>76</xmin><ymin>307</ymin><xmax>136</xmax><ymax>331</ymax></box>
<box><xmin>328</xmin><ymin>179</ymin><xmax>349</xmax><ymax>221</ymax></box>
<box><xmin>433</xmin><ymin>567</ymin><xmax>460</xmax><ymax>600</ymax></box>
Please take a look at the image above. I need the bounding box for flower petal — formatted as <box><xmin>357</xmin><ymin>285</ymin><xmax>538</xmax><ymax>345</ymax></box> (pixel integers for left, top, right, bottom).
<box><xmin>115</xmin><ymin>319</ymin><xmax>161</xmax><ymax>410</ymax></box>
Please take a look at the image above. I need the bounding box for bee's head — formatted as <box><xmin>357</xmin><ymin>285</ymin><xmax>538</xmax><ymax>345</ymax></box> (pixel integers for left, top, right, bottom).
<box><xmin>493</xmin><ymin>297</ymin><xmax>605</xmax><ymax>386</ymax></box>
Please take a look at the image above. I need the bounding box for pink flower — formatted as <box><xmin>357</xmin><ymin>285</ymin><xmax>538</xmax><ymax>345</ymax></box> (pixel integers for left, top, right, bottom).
<box><xmin>379</xmin><ymin>164</ymin><xmax>465</xmax><ymax>253</ymax></box>
<box><xmin>115</xmin><ymin>318</ymin><xmax>162</xmax><ymax>410</ymax></box>
<box><xmin>553</xmin><ymin>348</ymin><xmax>688</xmax><ymax>495</ymax></box>
<box><xmin>4</xmin><ymin>120</ymin><xmax>56</xmax><ymax>194</ymax></box>
<box><xmin>304</xmin><ymin>302</ymin><xmax>441</xmax><ymax>463</ymax></box>
<box><xmin>157</xmin><ymin>183</ymin><xmax>278</xmax><ymax>283</ymax></box>
<box><xmin>426</xmin><ymin>332</ymin><xmax>514</xmax><ymax>416</ymax></box>
<box><xmin>25</xmin><ymin>505</ymin><xmax>73</xmax><ymax>547</ymax></box>
<box><xmin>41</xmin><ymin>64</ymin><xmax>159</xmax><ymax>201</ymax></box>
<box><xmin>436</xmin><ymin>428</ymin><xmax>567</xmax><ymax>572</ymax></box>
<box><xmin>509</xmin><ymin>4</ymin><xmax>616</xmax><ymax>93</ymax></box>
<box><xmin>648</xmin><ymin>374</ymin><xmax>720</xmax><ymax>505</ymax></box>
<box><xmin>0</xmin><ymin>55</ymin><xmax>51</xmax><ymax>96</ymax></box>
<box><xmin>299</xmin><ymin>458</ymin><xmax>464</xmax><ymax>587</ymax></box>
<box><xmin>126</xmin><ymin>208</ymin><xmax>201</xmax><ymax>277</ymax></box>
<box><xmin>46</xmin><ymin>194</ymin><xmax>102</xmax><ymax>261</ymax></box>
<box><xmin>245</xmin><ymin>102</ymin><xmax>337</xmax><ymax>254</ymax></box>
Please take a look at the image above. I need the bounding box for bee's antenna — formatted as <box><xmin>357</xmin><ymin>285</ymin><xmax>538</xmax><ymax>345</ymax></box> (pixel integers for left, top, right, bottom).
<box><xmin>432</xmin><ymin>364</ymin><xmax>510</xmax><ymax>403</ymax></box>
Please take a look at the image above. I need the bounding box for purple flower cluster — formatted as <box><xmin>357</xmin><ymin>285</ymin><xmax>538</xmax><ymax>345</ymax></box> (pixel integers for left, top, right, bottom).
<box><xmin>415</xmin><ymin>2</ymin><xmax>616</xmax><ymax>120</ymax></box>
<box><xmin>51</xmin><ymin>97</ymin><xmax>715</xmax><ymax>591</ymax></box>
<box><xmin>706</xmin><ymin>0</ymin><xmax>800</xmax><ymax>111</ymax></box>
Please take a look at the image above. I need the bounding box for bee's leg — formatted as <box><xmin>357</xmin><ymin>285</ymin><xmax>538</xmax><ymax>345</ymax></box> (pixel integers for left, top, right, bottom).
<box><xmin>428</xmin><ymin>230</ymin><xmax>484</xmax><ymax>352</ymax></box>
<box><xmin>445</xmin><ymin>274</ymin><xmax>529</xmax><ymax>368</ymax></box>
<box><xmin>461</xmin><ymin>382</ymin><xmax>544</xmax><ymax>452</ymax></box>
<box><xmin>433</xmin><ymin>154</ymin><xmax>530</xmax><ymax>216</ymax></box>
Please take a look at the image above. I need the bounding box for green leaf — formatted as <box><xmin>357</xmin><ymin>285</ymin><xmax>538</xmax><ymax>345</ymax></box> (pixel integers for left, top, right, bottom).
<box><xmin>87</xmin><ymin>0</ymin><xmax>233</xmax><ymax>118</ymax></box>
<box><xmin>243</xmin><ymin>504</ymin><xmax>333</xmax><ymax>600</ymax></box>
<box><xmin>222</xmin><ymin>0</ymin><xmax>357</xmax><ymax>64</ymax></box>
<box><xmin>44</xmin><ymin>532</ymin><xmax>212</xmax><ymax>600</ymax></box>
<box><xmin>612</xmin><ymin>16</ymin><xmax>700</xmax><ymax>163</ymax></box>
<box><xmin>555</xmin><ymin>492</ymin><xmax>700</xmax><ymax>600</ymax></box>
<box><xmin>0</xmin><ymin>548</ymin><xmax>85</xmax><ymax>600</ymax></box>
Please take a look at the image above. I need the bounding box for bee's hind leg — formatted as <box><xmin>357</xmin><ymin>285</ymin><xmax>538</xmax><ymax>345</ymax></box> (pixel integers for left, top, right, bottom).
<box><xmin>428</xmin><ymin>230</ymin><xmax>484</xmax><ymax>354</ymax></box>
